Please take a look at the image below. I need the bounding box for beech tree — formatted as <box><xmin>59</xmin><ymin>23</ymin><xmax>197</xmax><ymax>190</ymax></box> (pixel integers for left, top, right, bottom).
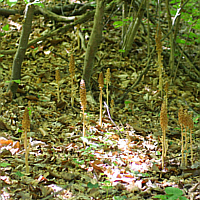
<box><xmin>7</xmin><ymin>2</ymin><xmax>35</xmax><ymax>97</ymax></box>
<box><xmin>82</xmin><ymin>0</ymin><xmax>107</xmax><ymax>91</ymax></box>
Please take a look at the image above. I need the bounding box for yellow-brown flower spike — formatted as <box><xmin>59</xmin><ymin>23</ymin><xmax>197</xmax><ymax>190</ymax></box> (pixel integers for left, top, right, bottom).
<box><xmin>105</xmin><ymin>68</ymin><xmax>110</xmax><ymax>106</ymax></box>
<box><xmin>188</xmin><ymin>112</ymin><xmax>194</xmax><ymax>130</ymax></box>
<box><xmin>22</xmin><ymin>107</ymin><xmax>30</xmax><ymax>133</ymax></box>
<box><xmin>69</xmin><ymin>54</ymin><xmax>75</xmax><ymax>78</ymax></box>
<box><xmin>178</xmin><ymin>106</ymin><xmax>184</xmax><ymax>126</ymax></box>
<box><xmin>22</xmin><ymin>107</ymin><xmax>30</xmax><ymax>174</ymax></box>
<box><xmin>155</xmin><ymin>27</ymin><xmax>162</xmax><ymax>54</ymax></box>
<box><xmin>98</xmin><ymin>72</ymin><xmax>104</xmax><ymax>127</ymax></box>
<box><xmin>98</xmin><ymin>72</ymin><xmax>104</xmax><ymax>89</ymax></box>
<box><xmin>106</xmin><ymin>68</ymin><xmax>110</xmax><ymax>84</ymax></box>
<box><xmin>160</xmin><ymin>101</ymin><xmax>168</xmax><ymax>169</ymax></box>
<box><xmin>183</xmin><ymin>109</ymin><xmax>189</xmax><ymax>128</ymax></box>
<box><xmin>160</xmin><ymin>102</ymin><xmax>168</xmax><ymax>132</ymax></box>
<box><xmin>80</xmin><ymin>79</ymin><xmax>87</xmax><ymax>147</ymax></box>
<box><xmin>56</xmin><ymin>69</ymin><xmax>61</xmax><ymax>84</ymax></box>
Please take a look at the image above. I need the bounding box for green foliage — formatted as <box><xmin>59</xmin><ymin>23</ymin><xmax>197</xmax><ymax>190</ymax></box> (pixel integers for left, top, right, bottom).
<box><xmin>72</xmin><ymin>158</ymin><xmax>84</xmax><ymax>165</ymax></box>
<box><xmin>15</xmin><ymin>171</ymin><xmax>24</xmax><ymax>177</ymax></box>
<box><xmin>25</xmin><ymin>0</ymin><xmax>44</xmax><ymax>8</ymax></box>
<box><xmin>119</xmin><ymin>127</ymin><xmax>124</xmax><ymax>132</ymax></box>
<box><xmin>0</xmin><ymin>24</ymin><xmax>10</xmax><ymax>37</ymax></box>
<box><xmin>113</xmin><ymin>196</ymin><xmax>127</xmax><ymax>200</ymax></box>
<box><xmin>169</xmin><ymin>0</ymin><xmax>200</xmax><ymax>45</ymax></box>
<box><xmin>1</xmin><ymin>0</ymin><xmax>44</xmax><ymax>8</ymax></box>
<box><xmin>2</xmin><ymin>24</ymin><xmax>9</xmax><ymax>31</ymax></box>
<box><xmin>130</xmin><ymin>170</ymin><xmax>150</xmax><ymax>177</ymax></box>
<box><xmin>27</xmin><ymin>107</ymin><xmax>32</xmax><ymax>116</ymax></box>
<box><xmin>7</xmin><ymin>0</ymin><xmax>17</xmax><ymax>7</ymax></box>
<box><xmin>113</xmin><ymin>17</ymin><xmax>133</xmax><ymax>28</ymax></box>
<box><xmin>6</xmin><ymin>79</ymin><xmax>21</xmax><ymax>84</ymax></box>
<box><xmin>156</xmin><ymin>151</ymin><xmax>161</xmax><ymax>155</ymax></box>
<box><xmin>153</xmin><ymin>187</ymin><xmax>189</xmax><ymax>200</ymax></box>
<box><xmin>87</xmin><ymin>182</ymin><xmax>99</xmax><ymax>188</ymax></box>
<box><xmin>101</xmin><ymin>180</ymin><xmax>113</xmax><ymax>198</ymax></box>
<box><xmin>18</xmin><ymin>128</ymin><xmax>23</xmax><ymax>133</ymax></box>
<box><xmin>0</xmin><ymin>162</ymin><xmax>11</xmax><ymax>167</ymax></box>
<box><xmin>193</xmin><ymin>114</ymin><xmax>200</xmax><ymax>124</ymax></box>
<box><xmin>119</xmin><ymin>49</ymin><xmax>126</xmax><ymax>53</ymax></box>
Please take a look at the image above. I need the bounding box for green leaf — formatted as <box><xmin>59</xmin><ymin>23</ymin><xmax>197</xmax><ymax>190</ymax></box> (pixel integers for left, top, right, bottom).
<box><xmin>2</xmin><ymin>24</ymin><xmax>9</xmax><ymax>31</ymax></box>
<box><xmin>123</xmin><ymin>16</ymin><xmax>133</xmax><ymax>22</ymax></box>
<box><xmin>153</xmin><ymin>195</ymin><xmax>167</xmax><ymax>199</ymax></box>
<box><xmin>170</xmin><ymin>10</ymin><xmax>176</xmax><ymax>15</ymax></box>
<box><xmin>168</xmin><ymin>195</ymin><xmax>181</xmax><ymax>200</ymax></box>
<box><xmin>15</xmin><ymin>171</ymin><xmax>24</xmax><ymax>177</ymax></box>
<box><xmin>87</xmin><ymin>182</ymin><xmax>99</xmax><ymax>188</ymax></box>
<box><xmin>176</xmin><ymin>38</ymin><xmax>186</xmax><ymax>44</ymax></box>
<box><xmin>165</xmin><ymin>187</ymin><xmax>183</xmax><ymax>196</ymax></box>
<box><xmin>195</xmin><ymin>37</ymin><xmax>200</xmax><ymax>43</ymax></box>
<box><xmin>193</xmin><ymin>22</ymin><xmax>200</xmax><ymax>30</ymax></box>
<box><xmin>0</xmin><ymin>162</ymin><xmax>11</xmax><ymax>167</ymax></box>
<box><xmin>125</xmin><ymin>100</ymin><xmax>131</xmax><ymax>104</ymax></box>
<box><xmin>179</xmin><ymin>196</ymin><xmax>189</xmax><ymax>200</ymax></box>
<box><xmin>119</xmin><ymin>127</ymin><xmax>124</xmax><ymax>131</ymax></box>
<box><xmin>193</xmin><ymin>115</ymin><xmax>200</xmax><ymax>123</ymax></box>
<box><xmin>28</xmin><ymin>107</ymin><xmax>32</xmax><ymax>116</ymax></box>
<box><xmin>170</xmin><ymin>0</ymin><xmax>177</xmax><ymax>4</ymax></box>
<box><xmin>31</xmin><ymin>1</ymin><xmax>44</xmax><ymax>7</ymax></box>
<box><xmin>156</xmin><ymin>151</ymin><xmax>161</xmax><ymax>155</ymax></box>
<box><xmin>7</xmin><ymin>0</ymin><xmax>18</xmax><ymax>7</ymax></box>
<box><xmin>18</xmin><ymin>128</ymin><xmax>23</xmax><ymax>132</ymax></box>
<box><xmin>104</xmin><ymin>180</ymin><xmax>111</xmax><ymax>185</ymax></box>
<box><xmin>119</xmin><ymin>49</ymin><xmax>125</xmax><ymax>53</ymax></box>
<box><xmin>113</xmin><ymin>21</ymin><xmax>123</xmax><ymax>28</ymax></box>
<box><xmin>81</xmin><ymin>28</ymin><xmax>88</xmax><ymax>31</ymax></box>
<box><xmin>13</xmin><ymin>79</ymin><xmax>21</xmax><ymax>84</ymax></box>
<box><xmin>113</xmin><ymin>195</ymin><xmax>127</xmax><ymax>200</ymax></box>
<box><xmin>142</xmin><ymin>172</ymin><xmax>150</xmax><ymax>177</ymax></box>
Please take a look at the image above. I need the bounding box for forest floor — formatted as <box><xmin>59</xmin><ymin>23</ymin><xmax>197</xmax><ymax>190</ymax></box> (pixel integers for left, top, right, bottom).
<box><xmin>0</xmin><ymin>1</ymin><xmax>200</xmax><ymax>200</ymax></box>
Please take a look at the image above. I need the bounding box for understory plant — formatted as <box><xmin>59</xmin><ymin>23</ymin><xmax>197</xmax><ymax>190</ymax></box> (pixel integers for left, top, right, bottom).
<box><xmin>80</xmin><ymin>79</ymin><xmax>87</xmax><ymax>148</ymax></box>
<box><xmin>153</xmin><ymin>187</ymin><xmax>189</xmax><ymax>200</ymax></box>
<box><xmin>22</xmin><ymin>107</ymin><xmax>30</xmax><ymax>173</ymax></box>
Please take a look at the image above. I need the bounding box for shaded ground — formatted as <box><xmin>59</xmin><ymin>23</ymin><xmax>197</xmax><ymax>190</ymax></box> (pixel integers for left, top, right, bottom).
<box><xmin>0</xmin><ymin>1</ymin><xmax>200</xmax><ymax>199</ymax></box>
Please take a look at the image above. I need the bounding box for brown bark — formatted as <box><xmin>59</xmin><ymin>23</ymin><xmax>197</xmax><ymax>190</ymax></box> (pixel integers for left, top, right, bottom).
<box><xmin>7</xmin><ymin>3</ymin><xmax>35</xmax><ymax>97</ymax></box>
<box><xmin>83</xmin><ymin>0</ymin><xmax>107</xmax><ymax>91</ymax></box>
<box><xmin>122</xmin><ymin>0</ymin><xmax>146</xmax><ymax>57</ymax></box>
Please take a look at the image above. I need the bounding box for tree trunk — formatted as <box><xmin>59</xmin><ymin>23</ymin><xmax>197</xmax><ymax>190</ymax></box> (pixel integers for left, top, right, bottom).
<box><xmin>7</xmin><ymin>3</ymin><xmax>34</xmax><ymax>97</ymax></box>
<box><xmin>122</xmin><ymin>0</ymin><xmax>146</xmax><ymax>57</ymax></box>
<box><xmin>83</xmin><ymin>0</ymin><xmax>107</xmax><ymax>91</ymax></box>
